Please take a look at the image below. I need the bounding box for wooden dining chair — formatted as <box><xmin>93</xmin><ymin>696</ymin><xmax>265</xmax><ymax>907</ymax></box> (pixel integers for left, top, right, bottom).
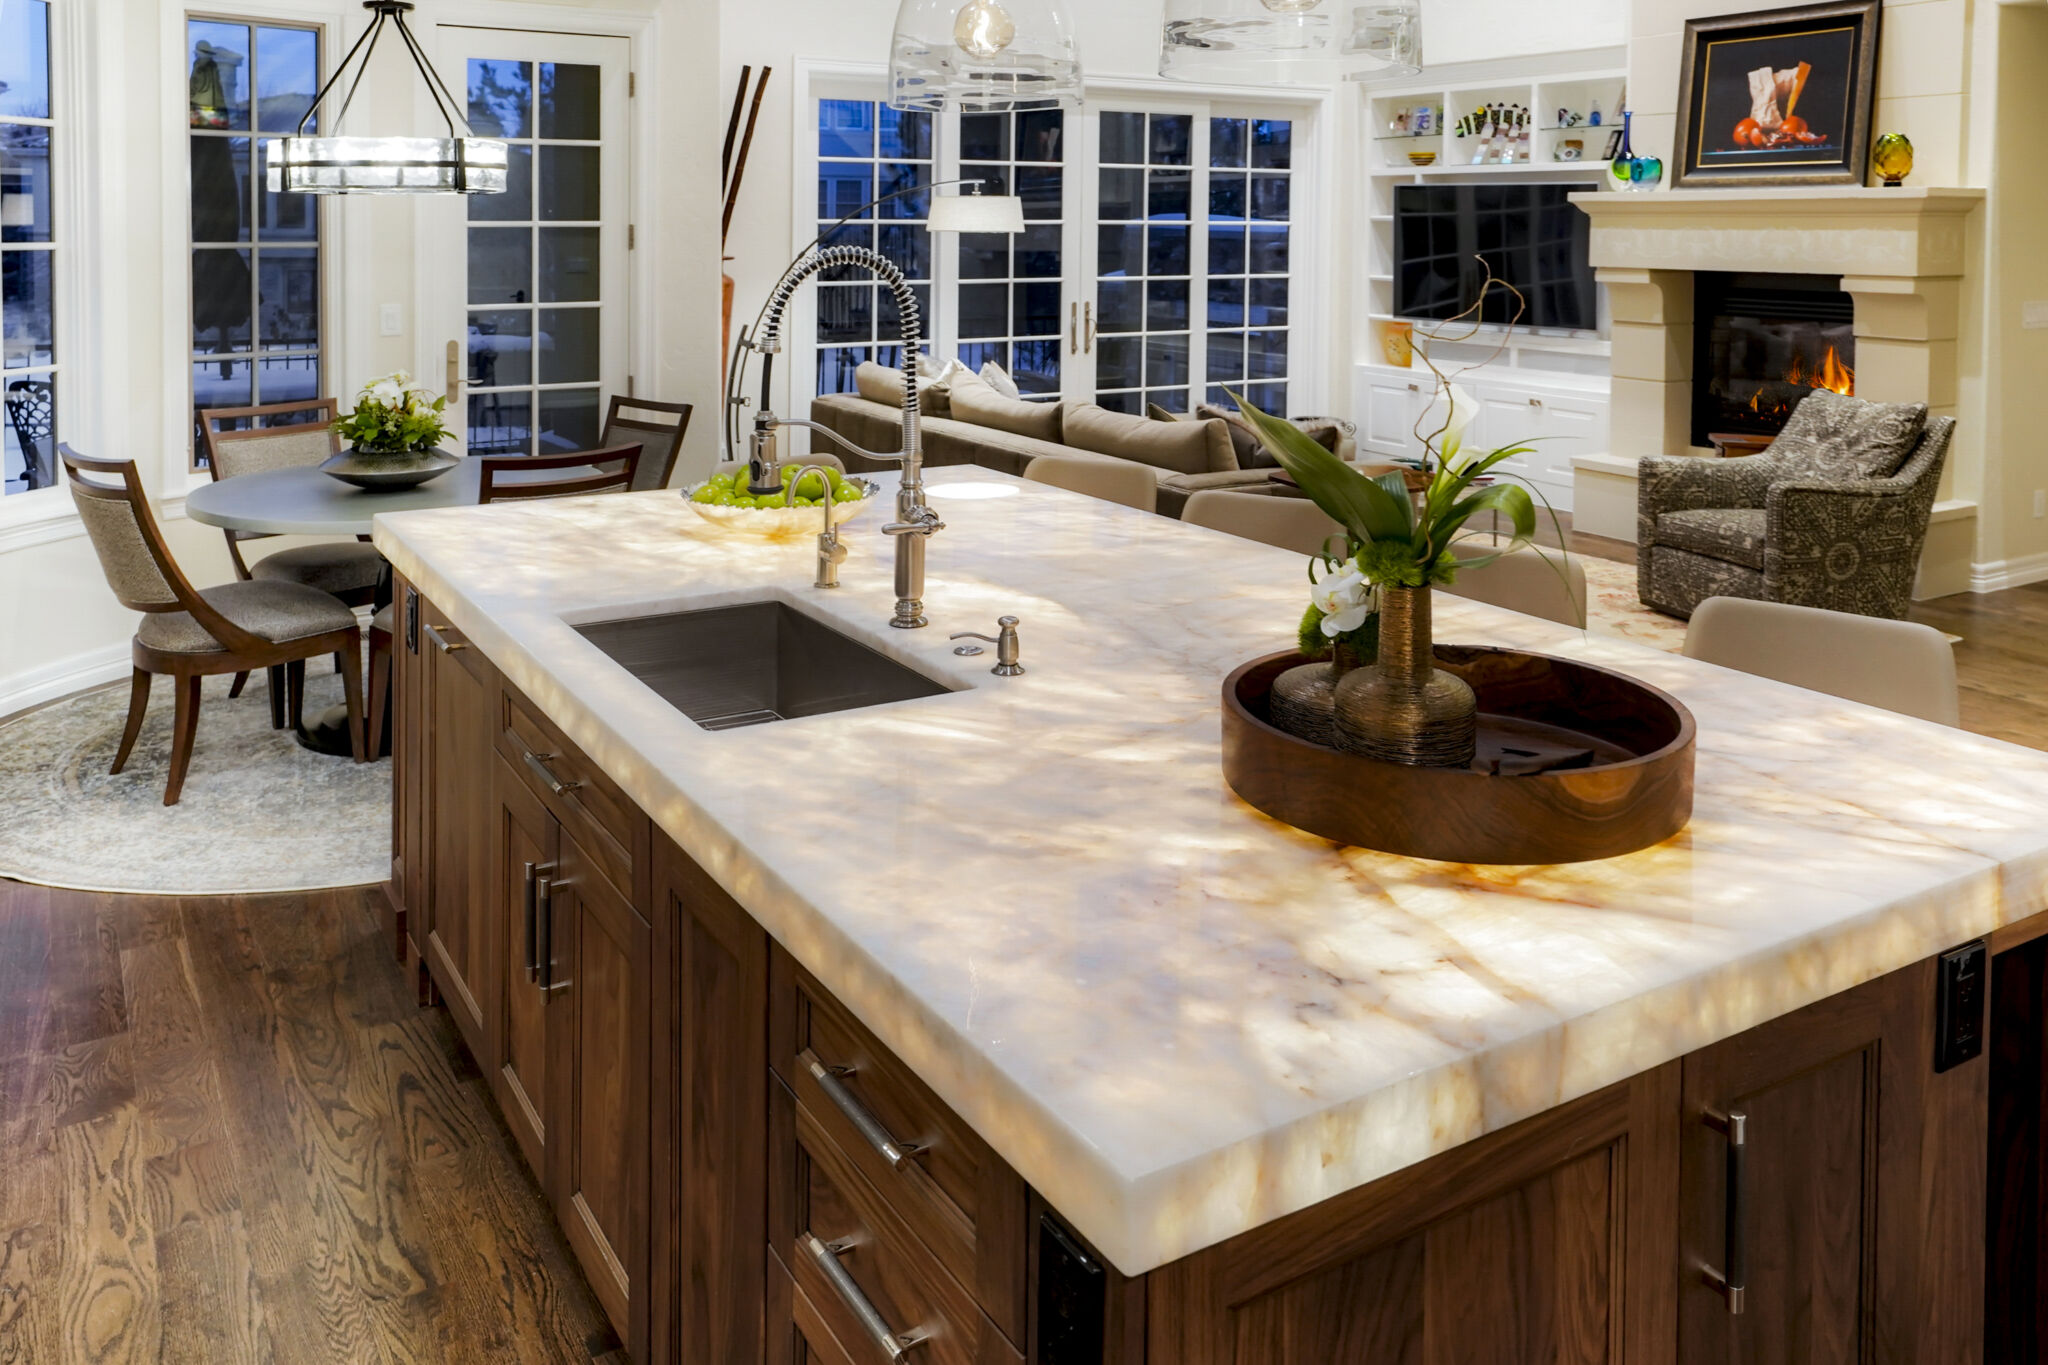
<box><xmin>61</xmin><ymin>446</ymin><xmax>367</xmax><ymax>805</ymax></box>
<box><xmin>366</xmin><ymin>444</ymin><xmax>645</xmax><ymax>754</ymax></box>
<box><xmin>476</xmin><ymin>444</ymin><xmax>645</xmax><ymax>503</ymax></box>
<box><xmin>597</xmin><ymin>396</ymin><xmax>693</xmax><ymax>491</ymax></box>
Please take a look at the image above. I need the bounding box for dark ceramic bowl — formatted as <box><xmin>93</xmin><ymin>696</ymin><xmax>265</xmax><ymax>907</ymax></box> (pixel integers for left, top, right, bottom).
<box><xmin>319</xmin><ymin>447</ymin><xmax>461</xmax><ymax>491</ymax></box>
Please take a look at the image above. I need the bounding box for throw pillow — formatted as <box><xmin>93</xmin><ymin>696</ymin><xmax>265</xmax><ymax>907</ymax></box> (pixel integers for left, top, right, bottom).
<box><xmin>853</xmin><ymin>361</ymin><xmax>906</xmax><ymax>409</ymax></box>
<box><xmin>916</xmin><ymin>354</ymin><xmax>973</xmax><ymax>418</ymax></box>
<box><xmin>1767</xmin><ymin>390</ymin><xmax>1928</xmax><ymax>482</ymax></box>
<box><xmin>1146</xmin><ymin>403</ymin><xmax>1184</xmax><ymax>424</ymax></box>
<box><xmin>1192</xmin><ymin>404</ymin><xmax>1345</xmax><ymax>470</ymax></box>
<box><xmin>979</xmin><ymin>361</ymin><xmax>1022</xmax><ymax>400</ymax></box>
<box><xmin>1064</xmin><ymin>403</ymin><xmax>1237</xmax><ymax>476</ymax></box>
<box><xmin>950</xmin><ymin>381</ymin><xmax>1065</xmax><ymax>443</ymax></box>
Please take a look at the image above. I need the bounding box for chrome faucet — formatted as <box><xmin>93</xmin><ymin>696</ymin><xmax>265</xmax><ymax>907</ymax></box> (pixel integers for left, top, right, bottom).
<box><xmin>783</xmin><ymin>464</ymin><xmax>847</xmax><ymax>589</ymax></box>
<box><xmin>746</xmin><ymin>246</ymin><xmax>944</xmax><ymax>629</ymax></box>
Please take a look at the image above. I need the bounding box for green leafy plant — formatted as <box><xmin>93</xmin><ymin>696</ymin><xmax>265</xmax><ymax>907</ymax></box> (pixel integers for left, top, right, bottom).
<box><xmin>332</xmin><ymin>372</ymin><xmax>451</xmax><ymax>454</ymax></box>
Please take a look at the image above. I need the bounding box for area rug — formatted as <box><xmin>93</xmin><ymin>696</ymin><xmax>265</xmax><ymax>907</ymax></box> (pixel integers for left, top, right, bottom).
<box><xmin>1580</xmin><ymin>555</ymin><xmax>1690</xmax><ymax>652</ymax></box>
<box><xmin>0</xmin><ymin>669</ymin><xmax>389</xmax><ymax>895</ymax></box>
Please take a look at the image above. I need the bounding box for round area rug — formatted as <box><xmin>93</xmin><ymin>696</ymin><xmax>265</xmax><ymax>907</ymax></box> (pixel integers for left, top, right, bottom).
<box><xmin>0</xmin><ymin>669</ymin><xmax>389</xmax><ymax>894</ymax></box>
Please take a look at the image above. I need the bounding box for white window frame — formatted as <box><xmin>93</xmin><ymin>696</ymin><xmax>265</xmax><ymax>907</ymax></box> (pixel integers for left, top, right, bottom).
<box><xmin>161</xmin><ymin>0</ymin><xmax>349</xmax><ymax>499</ymax></box>
<box><xmin>0</xmin><ymin>0</ymin><xmax>85</xmax><ymax>525</ymax></box>
<box><xmin>788</xmin><ymin>61</ymin><xmax>1330</xmax><ymax>427</ymax></box>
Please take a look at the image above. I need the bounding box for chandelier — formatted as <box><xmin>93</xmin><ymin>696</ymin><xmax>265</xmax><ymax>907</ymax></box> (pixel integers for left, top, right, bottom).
<box><xmin>888</xmin><ymin>0</ymin><xmax>1084</xmax><ymax>112</ymax></box>
<box><xmin>267</xmin><ymin>1</ymin><xmax>507</xmax><ymax>195</ymax></box>
<box><xmin>1159</xmin><ymin>0</ymin><xmax>1423</xmax><ymax>83</ymax></box>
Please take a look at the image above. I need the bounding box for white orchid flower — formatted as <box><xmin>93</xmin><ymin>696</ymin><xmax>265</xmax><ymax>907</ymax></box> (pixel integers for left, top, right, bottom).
<box><xmin>1417</xmin><ymin>381</ymin><xmax>1477</xmax><ymax>463</ymax></box>
<box><xmin>1311</xmin><ymin>562</ymin><xmax>1372</xmax><ymax>637</ymax></box>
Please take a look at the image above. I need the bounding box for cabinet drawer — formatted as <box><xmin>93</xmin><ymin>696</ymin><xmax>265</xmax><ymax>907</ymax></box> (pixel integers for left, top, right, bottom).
<box><xmin>497</xmin><ymin>685</ymin><xmax>646</xmax><ymax>904</ymax></box>
<box><xmin>769</xmin><ymin>1247</ymin><xmax>861</xmax><ymax>1365</ymax></box>
<box><xmin>416</xmin><ymin>598</ymin><xmax>493</xmax><ymax>689</ymax></box>
<box><xmin>773</xmin><ymin>952</ymin><xmax>1027</xmax><ymax>1341</ymax></box>
<box><xmin>780</xmin><ymin>1086</ymin><xmax>1021</xmax><ymax>1365</ymax></box>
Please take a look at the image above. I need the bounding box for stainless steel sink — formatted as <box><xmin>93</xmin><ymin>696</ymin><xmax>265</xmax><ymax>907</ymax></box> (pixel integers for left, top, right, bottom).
<box><xmin>574</xmin><ymin>601</ymin><xmax>954</xmax><ymax>731</ymax></box>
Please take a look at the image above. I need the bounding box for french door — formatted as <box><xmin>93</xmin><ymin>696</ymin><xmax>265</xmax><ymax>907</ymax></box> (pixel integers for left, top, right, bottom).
<box><xmin>1070</xmin><ymin>103</ymin><xmax>1298</xmax><ymax>417</ymax></box>
<box><xmin>428</xmin><ymin>27</ymin><xmax>630</xmax><ymax>456</ymax></box>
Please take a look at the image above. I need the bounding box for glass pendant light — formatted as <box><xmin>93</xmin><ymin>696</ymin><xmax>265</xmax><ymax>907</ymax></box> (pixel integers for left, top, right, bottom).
<box><xmin>267</xmin><ymin>0</ymin><xmax>507</xmax><ymax>195</ymax></box>
<box><xmin>888</xmin><ymin>0</ymin><xmax>1083</xmax><ymax>113</ymax></box>
<box><xmin>1159</xmin><ymin>0</ymin><xmax>1423</xmax><ymax>84</ymax></box>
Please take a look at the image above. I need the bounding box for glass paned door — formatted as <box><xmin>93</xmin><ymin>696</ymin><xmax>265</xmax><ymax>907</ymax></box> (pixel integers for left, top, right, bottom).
<box><xmin>436</xmin><ymin>28</ymin><xmax>629</xmax><ymax>456</ymax></box>
<box><xmin>1081</xmin><ymin>106</ymin><xmax>1298</xmax><ymax>418</ymax></box>
<box><xmin>1</xmin><ymin>0</ymin><xmax>56</xmax><ymax>495</ymax></box>
<box><xmin>956</xmin><ymin>109</ymin><xmax>1065</xmax><ymax>400</ymax></box>
<box><xmin>814</xmin><ymin>99</ymin><xmax>933</xmax><ymax>396</ymax></box>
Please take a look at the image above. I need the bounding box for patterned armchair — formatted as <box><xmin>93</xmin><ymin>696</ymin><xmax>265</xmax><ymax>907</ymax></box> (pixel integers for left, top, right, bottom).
<box><xmin>1638</xmin><ymin>391</ymin><xmax>1953</xmax><ymax>621</ymax></box>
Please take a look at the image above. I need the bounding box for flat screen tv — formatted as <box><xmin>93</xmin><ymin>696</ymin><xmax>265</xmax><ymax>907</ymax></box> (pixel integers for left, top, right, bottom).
<box><xmin>1393</xmin><ymin>184</ymin><xmax>1597</xmax><ymax>332</ymax></box>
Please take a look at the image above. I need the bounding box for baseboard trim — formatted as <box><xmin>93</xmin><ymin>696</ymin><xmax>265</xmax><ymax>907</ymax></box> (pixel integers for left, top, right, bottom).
<box><xmin>0</xmin><ymin>643</ymin><xmax>129</xmax><ymax>723</ymax></box>
<box><xmin>1971</xmin><ymin>551</ymin><xmax>2048</xmax><ymax>594</ymax></box>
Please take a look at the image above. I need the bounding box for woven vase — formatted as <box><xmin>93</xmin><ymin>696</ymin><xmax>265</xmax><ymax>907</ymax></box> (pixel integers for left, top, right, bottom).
<box><xmin>1332</xmin><ymin>585</ymin><xmax>1477</xmax><ymax>768</ymax></box>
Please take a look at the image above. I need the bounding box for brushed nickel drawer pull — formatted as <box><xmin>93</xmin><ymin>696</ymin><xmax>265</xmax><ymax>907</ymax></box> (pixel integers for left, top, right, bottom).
<box><xmin>1701</xmin><ymin>1107</ymin><xmax>1748</xmax><ymax>1315</ymax></box>
<box><xmin>809</xmin><ymin>1058</ymin><xmax>924</xmax><ymax>1167</ymax></box>
<box><xmin>523</xmin><ymin>750</ymin><xmax>583</xmax><ymax>797</ymax></box>
<box><xmin>801</xmin><ymin>1232</ymin><xmax>932</xmax><ymax>1359</ymax></box>
<box><xmin>423</xmin><ymin>623</ymin><xmax>468</xmax><ymax>653</ymax></box>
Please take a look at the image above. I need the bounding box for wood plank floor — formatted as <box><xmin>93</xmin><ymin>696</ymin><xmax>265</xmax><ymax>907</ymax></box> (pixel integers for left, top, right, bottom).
<box><xmin>0</xmin><ymin>880</ymin><xmax>622</xmax><ymax>1364</ymax></box>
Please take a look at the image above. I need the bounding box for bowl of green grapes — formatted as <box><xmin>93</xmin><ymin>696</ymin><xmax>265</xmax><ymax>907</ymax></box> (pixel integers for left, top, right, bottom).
<box><xmin>684</xmin><ymin>464</ymin><xmax>879</xmax><ymax>541</ymax></box>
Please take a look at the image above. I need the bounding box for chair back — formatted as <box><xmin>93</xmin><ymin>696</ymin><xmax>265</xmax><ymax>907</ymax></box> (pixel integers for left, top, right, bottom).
<box><xmin>478</xmin><ymin>444</ymin><xmax>645</xmax><ymax>503</ymax></box>
<box><xmin>1684</xmin><ymin>596</ymin><xmax>1959</xmax><ymax>726</ymax></box>
<box><xmin>199</xmin><ymin>398</ymin><xmax>339</xmax><ymax>481</ymax></box>
<box><xmin>1023</xmin><ymin>455</ymin><xmax>1158</xmax><ymax>514</ymax></box>
<box><xmin>599</xmin><ymin>396</ymin><xmax>693</xmax><ymax>492</ymax></box>
<box><xmin>1441</xmin><ymin>547</ymin><xmax>1589</xmax><ymax>628</ymax></box>
<box><xmin>1182</xmin><ymin>489</ymin><xmax>1344</xmax><ymax>557</ymax></box>
<box><xmin>59</xmin><ymin>446</ymin><xmax>267</xmax><ymax>652</ymax></box>
<box><xmin>4</xmin><ymin>378</ymin><xmax>55</xmax><ymax>491</ymax></box>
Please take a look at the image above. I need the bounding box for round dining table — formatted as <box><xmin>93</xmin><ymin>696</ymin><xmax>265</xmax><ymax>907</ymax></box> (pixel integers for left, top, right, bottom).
<box><xmin>185</xmin><ymin>458</ymin><xmax>594</xmax><ymax>755</ymax></box>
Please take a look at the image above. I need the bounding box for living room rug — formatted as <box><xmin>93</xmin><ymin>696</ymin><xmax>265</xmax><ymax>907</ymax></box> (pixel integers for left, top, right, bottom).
<box><xmin>0</xmin><ymin>669</ymin><xmax>389</xmax><ymax>895</ymax></box>
<box><xmin>1580</xmin><ymin>555</ymin><xmax>1691</xmax><ymax>652</ymax></box>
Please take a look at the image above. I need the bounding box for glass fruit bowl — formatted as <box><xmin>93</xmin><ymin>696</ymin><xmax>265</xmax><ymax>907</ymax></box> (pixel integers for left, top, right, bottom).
<box><xmin>683</xmin><ymin>469</ymin><xmax>880</xmax><ymax>542</ymax></box>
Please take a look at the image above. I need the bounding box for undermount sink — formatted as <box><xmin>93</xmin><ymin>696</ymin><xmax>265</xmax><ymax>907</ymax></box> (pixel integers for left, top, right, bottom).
<box><xmin>574</xmin><ymin>601</ymin><xmax>954</xmax><ymax>731</ymax></box>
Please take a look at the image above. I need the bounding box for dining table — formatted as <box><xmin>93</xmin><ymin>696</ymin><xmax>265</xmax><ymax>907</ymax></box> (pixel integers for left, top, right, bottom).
<box><xmin>185</xmin><ymin>457</ymin><xmax>602</xmax><ymax>754</ymax></box>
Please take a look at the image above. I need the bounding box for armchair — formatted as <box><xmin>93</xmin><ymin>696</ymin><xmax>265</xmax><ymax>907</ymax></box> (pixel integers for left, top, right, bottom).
<box><xmin>1638</xmin><ymin>412</ymin><xmax>1953</xmax><ymax>621</ymax></box>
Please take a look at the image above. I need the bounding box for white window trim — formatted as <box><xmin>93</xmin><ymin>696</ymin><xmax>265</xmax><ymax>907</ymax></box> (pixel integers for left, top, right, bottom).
<box><xmin>786</xmin><ymin>59</ymin><xmax>1332</xmax><ymax>430</ymax></box>
<box><xmin>164</xmin><ymin>0</ymin><xmax>353</xmax><ymax>502</ymax></box>
<box><xmin>0</xmin><ymin>0</ymin><xmax>93</xmax><ymax>533</ymax></box>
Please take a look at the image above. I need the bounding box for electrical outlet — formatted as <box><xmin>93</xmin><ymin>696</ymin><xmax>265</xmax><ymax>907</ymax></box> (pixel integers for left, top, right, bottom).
<box><xmin>379</xmin><ymin>303</ymin><xmax>403</xmax><ymax>337</ymax></box>
<box><xmin>2026</xmin><ymin>301</ymin><xmax>2048</xmax><ymax>331</ymax></box>
<box><xmin>2035</xmin><ymin>490</ymin><xmax>2046</xmax><ymax>519</ymax></box>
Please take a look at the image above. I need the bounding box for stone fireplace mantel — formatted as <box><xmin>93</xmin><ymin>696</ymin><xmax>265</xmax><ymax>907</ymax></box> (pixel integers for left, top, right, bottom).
<box><xmin>1568</xmin><ymin>186</ymin><xmax>1984</xmax><ymax>597</ymax></box>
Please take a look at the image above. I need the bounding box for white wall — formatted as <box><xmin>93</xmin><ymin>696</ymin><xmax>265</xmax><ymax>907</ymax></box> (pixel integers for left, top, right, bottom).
<box><xmin>0</xmin><ymin>0</ymin><xmax>722</xmax><ymax>714</ymax></box>
<box><xmin>1422</xmin><ymin>0</ymin><xmax>1627</xmax><ymax>66</ymax></box>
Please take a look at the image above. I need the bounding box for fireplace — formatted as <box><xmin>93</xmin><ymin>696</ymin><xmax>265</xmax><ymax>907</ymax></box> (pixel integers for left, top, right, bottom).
<box><xmin>1691</xmin><ymin>272</ymin><xmax>1856</xmax><ymax>448</ymax></box>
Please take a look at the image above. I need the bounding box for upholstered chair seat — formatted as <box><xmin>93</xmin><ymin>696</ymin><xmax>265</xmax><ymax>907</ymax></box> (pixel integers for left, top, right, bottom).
<box><xmin>248</xmin><ymin>541</ymin><xmax>387</xmax><ymax>597</ymax></box>
<box><xmin>1637</xmin><ymin>392</ymin><xmax>1953</xmax><ymax>621</ymax></box>
<box><xmin>137</xmin><ymin>579</ymin><xmax>362</xmax><ymax>655</ymax></box>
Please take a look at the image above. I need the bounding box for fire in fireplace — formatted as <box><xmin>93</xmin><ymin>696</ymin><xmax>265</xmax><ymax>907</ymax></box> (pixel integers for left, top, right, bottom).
<box><xmin>1692</xmin><ymin>272</ymin><xmax>1856</xmax><ymax>448</ymax></box>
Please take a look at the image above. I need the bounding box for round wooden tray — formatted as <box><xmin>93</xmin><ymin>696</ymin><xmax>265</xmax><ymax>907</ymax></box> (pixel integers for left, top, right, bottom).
<box><xmin>1222</xmin><ymin>648</ymin><xmax>1697</xmax><ymax>864</ymax></box>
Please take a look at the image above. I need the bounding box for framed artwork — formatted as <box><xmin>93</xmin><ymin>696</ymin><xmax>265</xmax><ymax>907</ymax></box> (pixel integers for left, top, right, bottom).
<box><xmin>1673</xmin><ymin>0</ymin><xmax>1880</xmax><ymax>188</ymax></box>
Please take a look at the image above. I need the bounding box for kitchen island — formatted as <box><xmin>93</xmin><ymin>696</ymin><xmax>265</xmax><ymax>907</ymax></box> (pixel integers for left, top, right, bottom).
<box><xmin>373</xmin><ymin>469</ymin><xmax>2048</xmax><ymax>1364</ymax></box>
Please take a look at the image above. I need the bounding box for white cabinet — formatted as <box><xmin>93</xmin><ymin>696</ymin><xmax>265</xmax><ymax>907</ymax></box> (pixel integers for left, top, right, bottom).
<box><xmin>1352</xmin><ymin>364</ymin><xmax>1607</xmax><ymax>514</ymax></box>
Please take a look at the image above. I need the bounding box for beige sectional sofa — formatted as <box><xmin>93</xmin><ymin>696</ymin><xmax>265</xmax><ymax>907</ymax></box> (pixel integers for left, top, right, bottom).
<box><xmin>808</xmin><ymin>381</ymin><xmax>1358</xmax><ymax>520</ymax></box>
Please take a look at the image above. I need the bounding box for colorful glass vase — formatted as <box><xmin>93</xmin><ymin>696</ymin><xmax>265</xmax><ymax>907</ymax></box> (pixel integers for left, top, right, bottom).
<box><xmin>1873</xmin><ymin>132</ymin><xmax>1915</xmax><ymax>187</ymax></box>
<box><xmin>1606</xmin><ymin>110</ymin><xmax>1664</xmax><ymax>193</ymax></box>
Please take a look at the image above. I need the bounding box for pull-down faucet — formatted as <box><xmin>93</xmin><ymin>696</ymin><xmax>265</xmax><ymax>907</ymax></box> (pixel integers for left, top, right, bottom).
<box><xmin>744</xmin><ymin>245</ymin><xmax>944</xmax><ymax>629</ymax></box>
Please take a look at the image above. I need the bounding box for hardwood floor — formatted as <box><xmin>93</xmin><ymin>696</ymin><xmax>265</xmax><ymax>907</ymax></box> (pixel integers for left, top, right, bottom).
<box><xmin>0</xmin><ymin>879</ymin><xmax>622</xmax><ymax>1364</ymax></box>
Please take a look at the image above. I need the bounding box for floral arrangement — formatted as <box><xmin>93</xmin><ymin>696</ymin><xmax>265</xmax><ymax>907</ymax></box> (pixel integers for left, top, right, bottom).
<box><xmin>332</xmin><ymin>372</ymin><xmax>451</xmax><ymax>454</ymax></box>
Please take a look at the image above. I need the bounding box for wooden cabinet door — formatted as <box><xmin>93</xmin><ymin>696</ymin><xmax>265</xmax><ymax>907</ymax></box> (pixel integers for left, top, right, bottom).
<box><xmin>548</xmin><ymin>825</ymin><xmax>650</xmax><ymax>1352</ymax></box>
<box><xmin>656</xmin><ymin>837</ymin><xmax>768</xmax><ymax>1365</ymax></box>
<box><xmin>389</xmin><ymin>580</ymin><xmax>425</xmax><ymax>969</ymax></box>
<box><xmin>422</xmin><ymin>614</ymin><xmax>496</xmax><ymax>1065</ymax></box>
<box><xmin>491</xmin><ymin>752</ymin><xmax>556</xmax><ymax>1177</ymax></box>
<box><xmin>1676</xmin><ymin>963</ymin><xmax>1975</xmax><ymax>1365</ymax></box>
<box><xmin>1146</xmin><ymin>1074</ymin><xmax>1677</xmax><ymax>1365</ymax></box>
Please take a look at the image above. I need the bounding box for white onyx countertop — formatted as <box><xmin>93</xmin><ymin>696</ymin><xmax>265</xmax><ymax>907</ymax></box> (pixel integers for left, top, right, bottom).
<box><xmin>374</xmin><ymin>470</ymin><xmax>2048</xmax><ymax>1277</ymax></box>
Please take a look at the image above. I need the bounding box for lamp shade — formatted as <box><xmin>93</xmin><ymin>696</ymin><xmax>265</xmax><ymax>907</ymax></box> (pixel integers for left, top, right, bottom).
<box><xmin>927</xmin><ymin>192</ymin><xmax>1027</xmax><ymax>234</ymax></box>
<box><xmin>889</xmin><ymin>0</ymin><xmax>1083</xmax><ymax>112</ymax></box>
<box><xmin>1159</xmin><ymin>0</ymin><xmax>1422</xmax><ymax>83</ymax></box>
<box><xmin>265</xmin><ymin>136</ymin><xmax>509</xmax><ymax>195</ymax></box>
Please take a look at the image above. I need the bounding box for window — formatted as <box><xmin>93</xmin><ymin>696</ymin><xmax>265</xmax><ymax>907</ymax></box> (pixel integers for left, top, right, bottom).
<box><xmin>2</xmin><ymin>0</ymin><xmax>57</xmax><ymax>495</ymax></box>
<box><xmin>465</xmin><ymin>58</ymin><xmax>611</xmax><ymax>456</ymax></box>
<box><xmin>187</xmin><ymin>17</ymin><xmax>323</xmax><ymax>462</ymax></box>
<box><xmin>1205</xmin><ymin>116</ymin><xmax>1292</xmax><ymax>414</ymax></box>
<box><xmin>957</xmin><ymin>109</ymin><xmax>1064</xmax><ymax>400</ymax></box>
<box><xmin>814</xmin><ymin>99</ymin><xmax>932</xmax><ymax>397</ymax></box>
